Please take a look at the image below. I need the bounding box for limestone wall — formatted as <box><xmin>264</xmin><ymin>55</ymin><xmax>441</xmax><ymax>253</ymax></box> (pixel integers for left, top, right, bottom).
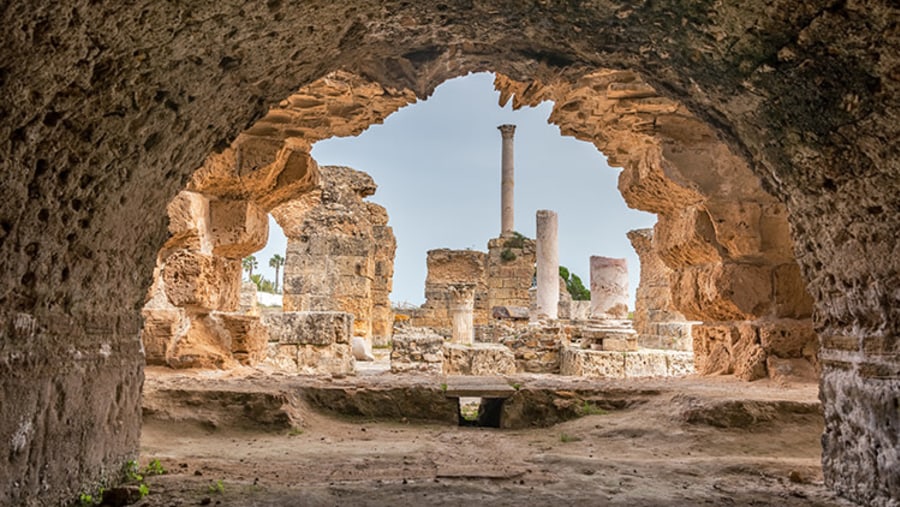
<box><xmin>272</xmin><ymin>166</ymin><xmax>396</xmax><ymax>345</ymax></box>
<box><xmin>627</xmin><ymin>228</ymin><xmax>694</xmax><ymax>351</ymax></box>
<box><xmin>410</xmin><ymin>249</ymin><xmax>488</xmax><ymax>335</ymax></box>
<box><xmin>486</xmin><ymin>235</ymin><xmax>536</xmax><ymax>311</ymax></box>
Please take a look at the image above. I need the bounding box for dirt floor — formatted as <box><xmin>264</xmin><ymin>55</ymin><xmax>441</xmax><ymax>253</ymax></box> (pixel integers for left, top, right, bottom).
<box><xmin>131</xmin><ymin>367</ymin><xmax>855</xmax><ymax>507</ymax></box>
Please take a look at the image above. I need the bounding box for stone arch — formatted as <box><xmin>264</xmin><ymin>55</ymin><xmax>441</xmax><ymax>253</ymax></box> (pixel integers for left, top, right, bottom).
<box><xmin>1</xmin><ymin>3</ymin><xmax>896</xmax><ymax>505</ymax></box>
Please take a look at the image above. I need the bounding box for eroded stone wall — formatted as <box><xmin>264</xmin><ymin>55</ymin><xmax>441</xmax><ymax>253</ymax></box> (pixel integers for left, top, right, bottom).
<box><xmin>627</xmin><ymin>228</ymin><xmax>694</xmax><ymax>351</ymax></box>
<box><xmin>410</xmin><ymin>249</ymin><xmax>488</xmax><ymax>335</ymax></box>
<box><xmin>273</xmin><ymin>166</ymin><xmax>395</xmax><ymax>344</ymax></box>
<box><xmin>2</xmin><ymin>2</ymin><xmax>897</xmax><ymax>504</ymax></box>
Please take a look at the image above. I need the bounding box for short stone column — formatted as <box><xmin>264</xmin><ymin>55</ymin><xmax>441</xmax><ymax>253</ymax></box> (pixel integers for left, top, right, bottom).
<box><xmin>590</xmin><ymin>256</ymin><xmax>629</xmax><ymax>319</ymax></box>
<box><xmin>498</xmin><ymin>124</ymin><xmax>516</xmax><ymax>235</ymax></box>
<box><xmin>535</xmin><ymin>210</ymin><xmax>559</xmax><ymax>319</ymax></box>
<box><xmin>449</xmin><ymin>283</ymin><xmax>476</xmax><ymax>345</ymax></box>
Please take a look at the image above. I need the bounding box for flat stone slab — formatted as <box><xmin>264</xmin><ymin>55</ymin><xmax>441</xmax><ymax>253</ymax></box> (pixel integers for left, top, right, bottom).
<box><xmin>560</xmin><ymin>347</ymin><xmax>695</xmax><ymax>378</ymax></box>
<box><xmin>444</xmin><ymin>343</ymin><xmax>517</xmax><ymax>377</ymax></box>
<box><xmin>443</xmin><ymin>375</ymin><xmax>516</xmax><ymax>399</ymax></box>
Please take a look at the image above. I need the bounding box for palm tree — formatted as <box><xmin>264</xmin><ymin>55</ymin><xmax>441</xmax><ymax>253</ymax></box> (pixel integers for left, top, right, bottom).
<box><xmin>269</xmin><ymin>254</ymin><xmax>285</xmax><ymax>293</ymax></box>
<box><xmin>242</xmin><ymin>255</ymin><xmax>258</xmax><ymax>280</ymax></box>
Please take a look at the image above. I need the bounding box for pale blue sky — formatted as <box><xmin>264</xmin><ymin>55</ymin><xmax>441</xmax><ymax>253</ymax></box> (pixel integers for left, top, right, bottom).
<box><xmin>253</xmin><ymin>72</ymin><xmax>656</xmax><ymax>306</ymax></box>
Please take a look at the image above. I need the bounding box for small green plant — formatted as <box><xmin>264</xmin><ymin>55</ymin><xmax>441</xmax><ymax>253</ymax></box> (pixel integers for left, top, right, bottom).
<box><xmin>440</xmin><ymin>382</ymin><xmax>448</xmax><ymax>393</ymax></box>
<box><xmin>510</xmin><ymin>382</ymin><xmax>521</xmax><ymax>391</ymax></box>
<box><xmin>143</xmin><ymin>458</ymin><xmax>166</xmax><ymax>476</ymax></box>
<box><xmin>209</xmin><ymin>480</ymin><xmax>225</xmax><ymax>494</ymax></box>
<box><xmin>138</xmin><ymin>483</ymin><xmax>150</xmax><ymax>498</ymax></box>
<box><xmin>579</xmin><ymin>401</ymin><xmax>607</xmax><ymax>416</ymax></box>
<box><xmin>78</xmin><ymin>493</ymin><xmax>95</xmax><ymax>507</ymax></box>
<box><xmin>123</xmin><ymin>460</ymin><xmax>143</xmax><ymax>483</ymax></box>
<box><xmin>287</xmin><ymin>427</ymin><xmax>304</xmax><ymax>436</ymax></box>
<box><xmin>500</xmin><ymin>248</ymin><xmax>517</xmax><ymax>262</ymax></box>
<box><xmin>503</xmin><ymin>231</ymin><xmax>527</xmax><ymax>249</ymax></box>
<box><xmin>559</xmin><ymin>433</ymin><xmax>583</xmax><ymax>443</ymax></box>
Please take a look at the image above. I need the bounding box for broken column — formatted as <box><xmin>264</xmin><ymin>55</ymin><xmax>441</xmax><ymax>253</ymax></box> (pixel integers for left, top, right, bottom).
<box><xmin>498</xmin><ymin>124</ymin><xmax>516</xmax><ymax>235</ymax></box>
<box><xmin>535</xmin><ymin>210</ymin><xmax>559</xmax><ymax>319</ymax></box>
<box><xmin>449</xmin><ymin>283</ymin><xmax>476</xmax><ymax>345</ymax></box>
<box><xmin>590</xmin><ymin>256</ymin><xmax>629</xmax><ymax>319</ymax></box>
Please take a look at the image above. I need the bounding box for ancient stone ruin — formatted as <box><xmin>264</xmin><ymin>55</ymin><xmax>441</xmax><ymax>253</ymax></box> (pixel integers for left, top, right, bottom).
<box><xmin>2</xmin><ymin>3</ymin><xmax>897</xmax><ymax>506</ymax></box>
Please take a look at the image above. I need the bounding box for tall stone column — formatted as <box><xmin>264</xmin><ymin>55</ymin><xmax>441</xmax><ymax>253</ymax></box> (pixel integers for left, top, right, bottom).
<box><xmin>535</xmin><ymin>210</ymin><xmax>559</xmax><ymax>319</ymax></box>
<box><xmin>590</xmin><ymin>256</ymin><xmax>629</xmax><ymax>319</ymax></box>
<box><xmin>498</xmin><ymin>124</ymin><xmax>516</xmax><ymax>235</ymax></box>
<box><xmin>449</xmin><ymin>283</ymin><xmax>476</xmax><ymax>345</ymax></box>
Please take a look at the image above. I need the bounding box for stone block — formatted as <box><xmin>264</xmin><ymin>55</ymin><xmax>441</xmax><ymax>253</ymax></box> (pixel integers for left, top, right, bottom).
<box><xmin>209</xmin><ymin>199</ymin><xmax>268</xmax><ymax>259</ymax></box>
<box><xmin>772</xmin><ymin>263</ymin><xmax>814</xmax><ymax>318</ymax></box>
<box><xmin>390</xmin><ymin>331</ymin><xmax>445</xmax><ymax>374</ymax></box>
<box><xmin>666</xmin><ymin>351</ymin><xmax>696</xmax><ymax>376</ymax></box>
<box><xmin>166</xmin><ymin>316</ymin><xmax>236</xmax><ymax>370</ymax></box>
<box><xmin>164</xmin><ymin>191</ymin><xmax>211</xmax><ymax>253</ymax></box>
<box><xmin>625</xmin><ymin>350</ymin><xmax>668</xmax><ymax>377</ymax></box>
<box><xmin>238</xmin><ymin>281</ymin><xmax>260</xmax><ymax>316</ymax></box>
<box><xmin>758</xmin><ymin>318</ymin><xmax>816</xmax><ymax>358</ymax></box>
<box><xmin>766</xmin><ymin>356</ymin><xmax>817</xmax><ymax>383</ymax></box>
<box><xmin>208</xmin><ymin>312</ymin><xmax>269</xmax><ymax>366</ymax></box>
<box><xmin>443</xmin><ymin>343</ymin><xmax>517</xmax><ymax>376</ymax></box>
<box><xmin>262</xmin><ymin>311</ymin><xmax>353</xmax><ymax>346</ymax></box>
<box><xmin>140</xmin><ymin>308</ymin><xmax>187</xmax><ymax>365</ymax></box>
<box><xmin>560</xmin><ymin>347</ymin><xmax>625</xmax><ymax>378</ymax></box>
<box><xmin>671</xmin><ymin>263</ymin><xmax>773</xmax><ymax>321</ymax></box>
<box><xmin>263</xmin><ymin>342</ymin><xmax>354</xmax><ymax>375</ymax></box>
<box><xmin>162</xmin><ymin>250</ymin><xmax>241</xmax><ymax>312</ymax></box>
<box><xmin>601</xmin><ymin>336</ymin><xmax>638</xmax><ymax>352</ymax></box>
<box><xmin>491</xmin><ymin>306</ymin><xmax>530</xmax><ymax>320</ymax></box>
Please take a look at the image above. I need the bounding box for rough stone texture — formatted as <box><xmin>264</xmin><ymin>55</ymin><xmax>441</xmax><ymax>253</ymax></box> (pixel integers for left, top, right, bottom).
<box><xmin>207</xmin><ymin>312</ymin><xmax>269</xmax><ymax>366</ymax></box>
<box><xmin>561</xmin><ymin>348</ymin><xmax>695</xmax><ymax>379</ymax></box>
<box><xmin>261</xmin><ymin>311</ymin><xmax>355</xmax><ymax>375</ymax></box>
<box><xmin>443</xmin><ymin>343</ymin><xmax>517</xmax><ymax>376</ymax></box>
<box><xmin>486</xmin><ymin>235</ymin><xmax>536</xmax><ymax>312</ymax></box>
<box><xmin>262</xmin><ymin>311</ymin><xmax>352</xmax><ymax>346</ymax></box>
<box><xmin>627</xmin><ymin>228</ymin><xmax>695</xmax><ymax>351</ymax></box>
<box><xmin>410</xmin><ymin>249</ymin><xmax>489</xmax><ymax>334</ymax></box>
<box><xmin>501</xmin><ymin>325</ymin><xmax>566</xmax><ymax>374</ymax></box>
<box><xmin>274</xmin><ymin>166</ymin><xmax>395</xmax><ymax>343</ymax></box>
<box><xmin>1</xmin><ymin>2</ymin><xmax>897</xmax><ymax>505</ymax></box>
<box><xmin>560</xmin><ymin>348</ymin><xmax>626</xmax><ymax>378</ymax></box>
<box><xmin>390</xmin><ymin>331</ymin><xmax>445</xmax><ymax>375</ymax></box>
<box><xmin>578</xmin><ymin>323</ymin><xmax>639</xmax><ymax>352</ymax></box>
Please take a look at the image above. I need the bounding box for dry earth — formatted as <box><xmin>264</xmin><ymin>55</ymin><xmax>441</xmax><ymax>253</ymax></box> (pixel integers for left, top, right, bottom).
<box><xmin>133</xmin><ymin>368</ymin><xmax>855</xmax><ymax>507</ymax></box>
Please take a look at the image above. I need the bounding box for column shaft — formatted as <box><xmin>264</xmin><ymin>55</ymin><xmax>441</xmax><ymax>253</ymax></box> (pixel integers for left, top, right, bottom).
<box><xmin>535</xmin><ymin>210</ymin><xmax>559</xmax><ymax>319</ymax></box>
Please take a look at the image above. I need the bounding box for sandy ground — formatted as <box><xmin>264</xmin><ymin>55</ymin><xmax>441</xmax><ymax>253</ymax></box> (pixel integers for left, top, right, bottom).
<box><xmin>128</xmin><ymin>367</ymin><xmax>857</xmax><ymax>507</ymax></box>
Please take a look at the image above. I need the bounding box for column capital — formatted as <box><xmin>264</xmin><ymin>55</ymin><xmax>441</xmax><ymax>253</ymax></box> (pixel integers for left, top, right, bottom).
<box><xmin>497</xmin><ymin>124</ymin><xmax>516</xmax><ymax>138</ymax></box>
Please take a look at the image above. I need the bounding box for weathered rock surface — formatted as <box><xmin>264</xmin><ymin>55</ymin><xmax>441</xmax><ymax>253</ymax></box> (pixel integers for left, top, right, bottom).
<box><xmin>262</xmin><ymin>312</ymin><xmax>353</xmax><ymax>346</ymax></box>
<box><xmin>274</xmin><ymin>166</ymin><xmax>395</xmax><ymax>344</ymax></box>
<box><xmin>443</xmin><ymin>343</ymin><xmax>517</xmax><ymax>376</ymax></box>
<box><xmin>1</xmin><ymin>2</ymin><xmax>897</xmax><ymax>504</ymax></box>
<box><xmin>390</xmin><ymin>331</ymin><xmax>445</xmax><ymax>375</ymax></box>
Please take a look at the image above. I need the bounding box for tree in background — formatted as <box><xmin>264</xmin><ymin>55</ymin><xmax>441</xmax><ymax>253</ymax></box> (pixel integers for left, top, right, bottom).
<box><xmin>242</xmin><ymin>255</ymin><xmax>258</xmax><ymax>280</ymax></box>
<box><xmin>559</xmin><ymin>265</ymin><xmax>590</xmax><ymax>301</ymax></box>
<box><xmin>250</xmin><ymin>273</ymin><xmax>276</xmax><ymax>293</ymax></box>
<box><xmin>269</xmin><ymin>254</ymin><xmax>285</xmax><ymax>293</ymax></box>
